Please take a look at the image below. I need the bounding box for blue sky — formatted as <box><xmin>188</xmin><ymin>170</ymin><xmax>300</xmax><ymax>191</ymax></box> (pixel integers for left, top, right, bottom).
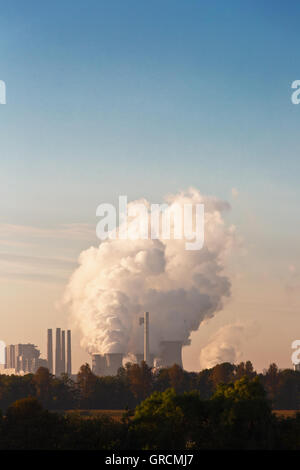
<box><xmin>1</xmin><ymin>0</ymin><xmax>300</xmax><ymax>221</ymax></box>
<box><xmin>0</xmin><ymin>1</ymin><xmax>300</xmax><ymax>371</ymax></box>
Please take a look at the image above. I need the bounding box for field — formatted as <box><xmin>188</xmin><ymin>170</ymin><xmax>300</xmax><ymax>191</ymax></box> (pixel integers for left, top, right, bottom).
<box><xmin>60</xmin><ymin>409</ymin><xmax>126</xmax><ymax>422</ymax></box>
<box><xmin>54</xmin><ymin>409</ymin><xmax>300</xmax><ymax>421</ymax></box>
<box><xmin>273</xmin><ymin>410</ymin><xmax>300</xmax><ymax>419</ymax></box>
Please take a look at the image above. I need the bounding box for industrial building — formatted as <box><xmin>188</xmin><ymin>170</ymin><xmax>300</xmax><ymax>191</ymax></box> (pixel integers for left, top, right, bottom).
<box><xmin>2</xmin><ymin>328</ymin><xmax>72</xmax><ymax>376</ymax></box>
<box><xmin>4</xmin><ymin>343</ymin><xmax>47</xmax><ymax>374</ymax></box>
<box><xmin>92</xmin><ymin>312</ymin><xmax>183</xmax><ymax>376</ymax></box>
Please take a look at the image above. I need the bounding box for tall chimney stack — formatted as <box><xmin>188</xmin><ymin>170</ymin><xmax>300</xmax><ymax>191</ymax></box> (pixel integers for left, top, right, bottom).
<box><xmin>55</xmin><ymin>328</ymin><xmax>61</xmax><ymax>376</ymax></box>
<box><xmin>144</xmin><ymin>312</ymin><xmax>150</xmax><ymax>365</ymax></box>
<box><xmin>67</xmin><ymin>330</ymin><xmax>72</xmax><ymax>376</ymax></box>
<box><xmin>47</xmin><ymin>329</ymin><xmax>53</xmax><ymax>373</ymax></box>
<box><xmin>61</xmin><ymin>330</ymin><xmax>66</xmax><ymax>374</ymax></box>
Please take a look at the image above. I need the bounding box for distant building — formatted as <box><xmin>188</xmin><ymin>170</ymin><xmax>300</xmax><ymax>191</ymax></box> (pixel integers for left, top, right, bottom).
<box><xmin>4</xmin><ymin>343</ymin><xmax>45</xmax><ymax>374</ymax></box>
<box><xmin>1</xmin><ymin>328</ymin><xmax>72</xmax><ymax>377</ymax></box>
<box><xmin>294</xmin><ymin>363</ymin><xmax>300</xmax><ymax>371</ymax></box>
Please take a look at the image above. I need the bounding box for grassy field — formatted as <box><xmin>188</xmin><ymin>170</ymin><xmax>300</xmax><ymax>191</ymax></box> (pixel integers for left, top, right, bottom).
<box><xmin>60</xmin><ymin>409</ymin><xmax>127</xmax><ymax>421</ymax></box>
<box><xmin>55</xmin><ymin>409</ymin><xmax>300</xmax><ymax>421</ymax></box>
<box><xmin>273</xmin><ymin>410</ymin><xmax>300</xmax><ymax>419</ymax></box>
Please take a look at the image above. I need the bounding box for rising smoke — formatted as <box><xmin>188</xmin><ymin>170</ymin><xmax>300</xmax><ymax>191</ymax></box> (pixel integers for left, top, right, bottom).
<box><xmin>64</xmin><ymin>188</ymin><xmax>235</xmax><ymax>356</ymax></box>
<box><xmin>199</xmin><ymin>322</ymin><xmax>258</xmax><ymax>369</ymax></box>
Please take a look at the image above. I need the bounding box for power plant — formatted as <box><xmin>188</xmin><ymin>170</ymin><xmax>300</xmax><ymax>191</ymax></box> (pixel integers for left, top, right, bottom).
<box><xmin>1</xmin><ymin>313</ymin><xmax>182</xmax><ymax>377</ymax></box>
<box><xmin>4</xmin><ymin>343</ymin><xmax>47</xmax><ymax>374</ymax></box>
<box><xmin>92</xmin><ymin>312</ymin><xmax>183</xmax><ymax>376</ymax></box>
<box><xmin>1</xmin><ymin>328</ymin><xmax>72</xmax><ymax>376</ymax></box>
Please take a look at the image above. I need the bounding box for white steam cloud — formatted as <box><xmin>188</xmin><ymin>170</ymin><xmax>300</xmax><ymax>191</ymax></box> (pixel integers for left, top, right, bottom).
<box><xmin>64</xmin><ymin>188</ymin><xmax>235</xmax><ymax>356</ymax></box>
<box><xmin>199</xmin><ymin>322</ymin><xmax>258</xmax><ymax>369</ymax></box>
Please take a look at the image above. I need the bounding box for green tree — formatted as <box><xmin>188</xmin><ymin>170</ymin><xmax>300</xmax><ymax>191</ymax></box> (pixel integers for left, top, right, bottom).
<box><xmin>128</xmin><ymin>388</ymin><xmax>185</xmax><ymax>449</ymax></box>
<box><xmin>210</xmin><ymin>377</ymin><xmax>275</xmax><ymax>449</ymax></box>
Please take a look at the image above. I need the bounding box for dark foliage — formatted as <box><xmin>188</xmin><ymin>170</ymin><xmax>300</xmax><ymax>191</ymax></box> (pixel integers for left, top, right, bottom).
<box><xmin>0</xmin><ymin>377</ymin><xmax>300</xmax><ymax>449</ymax></box>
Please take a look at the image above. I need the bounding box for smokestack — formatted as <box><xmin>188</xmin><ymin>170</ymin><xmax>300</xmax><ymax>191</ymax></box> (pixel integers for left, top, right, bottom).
<box><xmin>47</xmin><ymin>329</ymin><xmax>53</xmax><ymax>373</ymax></box>
<box><xmin>61</xmin><ymin>330</ymin><xmax>66</xmax><ymax>374</ymax></box>
<box><xmin>55</xmin><ymin>328</ymin><xmax>61</xmax><ymax>376</ymax></box>
<box><xmin>67</xmin><ymin>330</ymin><xmax>71</xmax><ymax>375</ymax></box>
<box><xmin>144</xmin><ymin>312</ymin><xmax>150</xmax><ymax>365</ymax></box>
<box><xmin>159</xmin><ymin>341</ymin><xmax>183</xmax><ymax>368</ymax></box>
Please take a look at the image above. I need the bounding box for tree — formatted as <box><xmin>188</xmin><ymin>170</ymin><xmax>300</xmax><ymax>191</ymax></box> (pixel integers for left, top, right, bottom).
<box><xmin>209</xmin><ymin>362</ymin><xmax>235</xmax><ymax>390</ymax></box>
<box><xmin>210</xmin><ymin>377</ymin><xmax>275</xmax><ymax>449</ymax></box>
<box><xmin>168</xmin><ymin>364</ymin><xmax>185</xmax><ymax>393</ymax></box>
<box><xmin>235</xmin><ymin>361</ymin><xmax>256</xmax><ymax>380</ymax></box>
<box><xmin>2</xmin><ymin>397</ymin><xmax>64</xmax><ymax>449</ymax></box>
<box><xmin>263</xmin><ymin>363</ymin><xmax>280</xmax><ymax>406</ymax></box>
<box><xmin>128</xmin><ymin>388</ymin><xmax>185</xmax><ymax>449</ymax></box>
<box><xmin>77</xmin><ymin>363</ymin><xmax>97</xmax><ymax>408</ymax></box>
<box><xmin>33</xmin><ymin>367</ymin><xmax>53</xmax><ymax>407</ymax></box>
<box><xmin>127</xmin><ymin>362</ymin><xmax>153</xmax><ymax>401</ymax></box>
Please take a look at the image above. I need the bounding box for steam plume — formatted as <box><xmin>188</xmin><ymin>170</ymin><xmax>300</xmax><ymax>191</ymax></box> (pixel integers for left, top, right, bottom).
<box><xmin>64</xmin><ymin>188</ymin><xmax>235</xmax><ymax>356</ymax></box>
<box><xmin>199</xmin><ymin>322</ymin><xmax>258</xmax><ymax>369</ymax></box>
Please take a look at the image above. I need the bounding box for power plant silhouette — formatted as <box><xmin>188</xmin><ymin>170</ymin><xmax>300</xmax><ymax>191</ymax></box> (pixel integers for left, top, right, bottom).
<box><xmin>92</xmin><ymin>312</ymin><xmax>183</xmax><ymax>376</ymax></box>
<box><xmin>3</xmin><ymin>313</ymin><xmax>183</xmax><ymax>377</ymax></box>
<box><xmin>3</xmin><ymin>328</ymin><xmax>72</xmax><ymax>377</ymax></box>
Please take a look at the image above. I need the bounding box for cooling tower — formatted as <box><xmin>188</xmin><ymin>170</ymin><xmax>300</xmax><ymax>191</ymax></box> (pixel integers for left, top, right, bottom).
<box><xmin>92</xmin><ymin>353</ymin><xmax>123</xmax><ymax>376</ymax></box>
<box><xmin>92</xmin><ymin>353</ymin><xmax>106</xmax><ymax>375</ymax></box>
<box><xmin>159</xmin><ymin>341</ymin><xmax>183</xmax><ymax>368</ymax></box>
<box><xmin>105</xmin><ymin>353</ymin><xmax>124</xmax><ymax>375</ymax></box>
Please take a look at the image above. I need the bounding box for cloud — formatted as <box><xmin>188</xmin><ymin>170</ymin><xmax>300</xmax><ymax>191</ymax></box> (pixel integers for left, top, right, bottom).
<box><xmin>0</xmin><ymin>253</ymin><xmax>76</xmax><ymax>269</ymax></box>
<box><xmin>64</xmin><ymin>188</ymin><xmax>236</xmax><ymax>355</ymax></box>
<box><xmin>199</xmin><ymin>322</ymin><xmax>258</xmax><ymax>369</ymax></box>
<box><xmin>0</xmin><ymin>252</ymin><xmax>77</xmax><ymax>284</ymax></box>
<box><xmin>0</xmin><ymin>271</ymin><xmax>67</xmax><ymax>284</ymax></box>
<box><xmin>0</xmin><ymin>223</ymin><xmax>95</xmax><ymax>283</ymax></box>
<box><xmin>0</xmin><ymin>223</ymin><xmax>95</xmax><ymax>243</ymax></box>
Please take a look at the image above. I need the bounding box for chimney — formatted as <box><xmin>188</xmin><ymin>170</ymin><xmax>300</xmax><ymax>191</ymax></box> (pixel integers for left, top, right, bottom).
<box><xmin>67</xmin><ymin>330</ymin><xmax>71</xmax><ymax>375</ymax></box>
<box><xmin>47</xmin><ymin>329</ymin><xmax>53</xmax><ymax>373</ymax></box>
<box><xmin>61</xmin><ymin>330</ymin><xmax>66</xmax><ymax>374</ymax></box>
<box><xmin>55</xmin><ymin>328</ymin><xmax>61</xmax><ymax>376</ymax></box>
<box><xmin>144</xmin><ymin>312</ymin><xmax>150</xmax><ymax>365</ymax></box>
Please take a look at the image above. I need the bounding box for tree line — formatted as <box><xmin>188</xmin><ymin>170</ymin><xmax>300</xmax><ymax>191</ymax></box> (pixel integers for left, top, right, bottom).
<box><xmin>1</xmin><ymin>377</ymin><xmax>300</xmax><ymax>449</ymax></box>
<box><xmin>0</xmin><ymin>360</ymin><xmax>299</xmax><ymax>411</ymax></box>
